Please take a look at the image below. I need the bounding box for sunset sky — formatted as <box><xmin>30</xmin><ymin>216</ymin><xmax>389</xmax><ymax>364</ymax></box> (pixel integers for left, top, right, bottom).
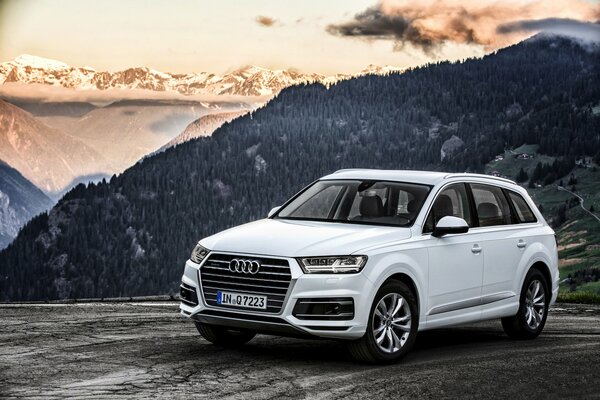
<box><xmin>0</xmin><ymin>0</ymin><xmax>598</xmax><ymax>75</ymax></box>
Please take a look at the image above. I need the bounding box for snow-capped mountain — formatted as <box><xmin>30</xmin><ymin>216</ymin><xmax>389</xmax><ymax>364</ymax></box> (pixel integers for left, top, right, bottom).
<box><xmin>360</xmin><ymin>64</ymin><xmax>405</xmax><ymax>76</ymax></box>
<box><xmin>0</xmin><ymin>55</ymin><xmax>403</xmax><ymax>97</ymax></box>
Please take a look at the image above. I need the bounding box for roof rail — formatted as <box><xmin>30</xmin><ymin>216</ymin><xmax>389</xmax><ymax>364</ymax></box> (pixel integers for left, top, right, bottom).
<box><xmin>443</xmin><ymin>173</ymin><xmax>517</xmax><ymax>185</ymax></box>
<box><xmin>332</xmin><ymin>168</ymin><xmax>367</xmax><ymax>174</ymax></box>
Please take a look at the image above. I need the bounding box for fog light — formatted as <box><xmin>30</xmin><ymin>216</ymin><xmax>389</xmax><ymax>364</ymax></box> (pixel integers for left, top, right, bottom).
<box><xmin>292</xmin><ymin>298</ymin><xmax>354</xmax><ymax>320</ymax></box>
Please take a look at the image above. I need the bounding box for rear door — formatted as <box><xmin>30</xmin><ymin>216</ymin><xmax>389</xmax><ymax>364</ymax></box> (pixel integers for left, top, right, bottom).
<box><xmin>468</xmin><ymin>183</ymin><xmax>524</xmax><ymax>306</ymax></box>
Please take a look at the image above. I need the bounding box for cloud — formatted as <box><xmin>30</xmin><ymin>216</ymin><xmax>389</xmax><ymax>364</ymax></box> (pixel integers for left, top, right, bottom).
<box><xmin>256</xmin><ymin>15</ymin><xmax>277</xmax><ymax>27</ymax></box>
<box><xmin>326</xmin><ymin>0</ymin><xmax>600</xmax><ymax>52</ymax></box>
<box><xmin>497</xmin><ymin>18</ymin><xmax>600</xmax><ymax>43</ymax></box>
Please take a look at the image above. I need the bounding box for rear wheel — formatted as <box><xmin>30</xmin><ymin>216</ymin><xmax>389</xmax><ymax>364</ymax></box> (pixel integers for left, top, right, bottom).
<box><xmin>347</xmin><ymin>281</ymin><xmax>419</xmax><ymax>364</ymax></box>
<box><xmin>195</xmin><ymin>322</ymin><xmax>256</xmax><ymax>347</ymax></box>
<box><xmin>502</xmin><ymin>268</ymin><xmax>549</xmax><ymax>339</ymax></box>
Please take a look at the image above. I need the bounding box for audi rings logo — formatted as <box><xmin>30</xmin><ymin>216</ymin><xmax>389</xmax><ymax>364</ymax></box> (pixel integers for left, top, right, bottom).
<box><xmin>229</xmin><ymin>259</ymin><xmax>261</xmax><ymax>274</ymax></box>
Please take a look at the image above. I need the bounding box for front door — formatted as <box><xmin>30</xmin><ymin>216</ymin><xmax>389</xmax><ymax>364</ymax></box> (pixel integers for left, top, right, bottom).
<box><xmin>423</xmin><ymin>183</ymin><xmax>484</xmax><ymax>324</ymax></box>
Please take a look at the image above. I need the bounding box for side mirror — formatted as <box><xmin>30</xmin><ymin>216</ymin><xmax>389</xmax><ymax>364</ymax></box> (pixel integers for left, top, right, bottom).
<box><xmin>432</xmin><ymin>216</ymin><xmax>469</xmax><ymax>238</ymax></box>
<box><xmin>268</xmin><ymin>206</ymin><xmax>281</xmax><ymax>218</ymax></box>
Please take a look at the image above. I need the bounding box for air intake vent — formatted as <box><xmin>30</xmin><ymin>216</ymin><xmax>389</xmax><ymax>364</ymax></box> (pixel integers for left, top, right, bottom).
<box><xmin>180</xmin><ymin>283</ymin><xmax>199</xmax><ymax>307</ymax></box>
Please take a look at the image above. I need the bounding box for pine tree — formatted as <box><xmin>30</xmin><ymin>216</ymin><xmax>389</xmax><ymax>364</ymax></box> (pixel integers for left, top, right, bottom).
<box><xmin>516</xmin><ymin>168</ymin><xmax>529</xmax><ymax>183</ymax></box>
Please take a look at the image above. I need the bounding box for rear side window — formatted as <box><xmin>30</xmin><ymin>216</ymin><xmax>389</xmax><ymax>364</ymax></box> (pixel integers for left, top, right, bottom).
<box><xmin>470</xmin><ymin>183</ymin><xmax>513</xmax><ymax>227</ymax></box>
<box><xmin>507</xmin><ymin>191</ymin><xmax>537</xmax><ymax>223</ymax></box>
<box><xmin>424</xmin><ymin>183</ymin><xmax>473</xmax><ymax>233</ymax></box>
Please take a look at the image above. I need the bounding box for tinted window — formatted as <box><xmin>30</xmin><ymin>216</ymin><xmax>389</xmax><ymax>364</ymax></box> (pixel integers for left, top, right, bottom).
<box><xmin>277</xmin><ymin>180</ymin><xmax>430</xmax><ymax>227</ymax></box>
<box><xmin>470</xmin><ymin>183</ymin><xmax>513</xmax><ymax>227</ymax></box>
<box><xmin>424</xmin><ymin>183</ymin><xmax>473</xmax><ymax>233</ymax></box>
<box><xmin>508</xmin><ymin>191</ymin><xmax>537</xmax><ymax>223</ymax></box>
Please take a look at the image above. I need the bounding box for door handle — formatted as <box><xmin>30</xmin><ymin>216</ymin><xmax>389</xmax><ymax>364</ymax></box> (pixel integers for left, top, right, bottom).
<box><xmin>517</xmin><ymin>240</ymin><xmax>527</xmax><ymax>249</ymax></box>
<box><xmin>471</xmin><ymin>244</ymin><xmax>482</xmax><ymax>254</ymax></box>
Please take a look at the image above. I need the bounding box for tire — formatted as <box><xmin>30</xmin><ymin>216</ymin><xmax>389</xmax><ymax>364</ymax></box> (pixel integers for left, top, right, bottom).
<box><xmin>347</xmin><ymin>281</ymin><xmax>419</xmax><ymax>364</ymax></box>
<box><xmin>502</xmin><ymin>268</ymin><xmax>549</xmax><ymax>340</ymax></box>
<box><xmin>195</xmin><ymin>322</ymin><xmax>256</xmax><ymax>347</ymax></box>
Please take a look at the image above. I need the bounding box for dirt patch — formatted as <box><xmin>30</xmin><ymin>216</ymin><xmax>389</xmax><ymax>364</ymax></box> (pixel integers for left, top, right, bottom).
<box><xmin>558</xmin><ymin>230</ymin><xmax>588</xmax><ymax>244</ymax></box>
<box><xmin>559</xmin><ymin>258</ymin><xmax>584</xmax><ymax>268</ymax></box>
<box><xmin>558</xmin><ymin>239</ymin><xmax>587</xmax><ymax>251</ymax></box>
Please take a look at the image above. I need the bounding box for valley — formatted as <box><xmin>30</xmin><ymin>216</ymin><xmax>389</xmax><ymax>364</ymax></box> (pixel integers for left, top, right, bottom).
<box><xmin>0</xmin><ymin>36</ymin><xmax>598</xmax><ymax>301</ymax></box>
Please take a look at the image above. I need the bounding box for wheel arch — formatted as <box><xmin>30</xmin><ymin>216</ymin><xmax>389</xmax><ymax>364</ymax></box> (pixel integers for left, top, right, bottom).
<box><xmin>528</xmin><ymin>261</ymin><xmax>552</xmax><ymax>292</ymax></box>
<box><xmin>362</xmin><ymin>248</ymin><xmax>428</xmax><ymax>325</ymax></box>
<box><xmin>381</xmin><ymin>272</ymin><xmax>421</xmax><ymax>316</ymax></box>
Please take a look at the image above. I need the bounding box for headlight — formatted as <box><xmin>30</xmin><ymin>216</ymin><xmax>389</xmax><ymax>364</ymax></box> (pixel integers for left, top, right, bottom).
<box><xmin>190</xmin><ymin>243</ymin><xmax>210</xmax><ymax>264</ymax></box>
<box><xmin>297</xmin><ymin>256</ymin><xmax>367</xmax><ymax>274</ymax></box>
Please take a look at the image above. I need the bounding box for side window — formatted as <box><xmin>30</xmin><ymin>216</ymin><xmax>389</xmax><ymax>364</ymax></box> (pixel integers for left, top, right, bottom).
<box><xmin>424</xmin><ymin>183</ymin><xmax>473</xmax><ymax>233</ymax></box>
<box><xmin>508</xmin><ymin>191</ymin><xmax>537</xmax><ymax>223</ymax></box>
<box><xmin>470</xmin><ymin>184</ymin><xmax>513</xmax><ymax>227</ymax></box>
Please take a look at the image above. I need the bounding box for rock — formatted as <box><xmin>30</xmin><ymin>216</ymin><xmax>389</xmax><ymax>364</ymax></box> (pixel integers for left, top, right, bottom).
<box><xmin>440</xmin><ymin>135</ymin><xmax>464</xmax><ymax>161</ymax></box>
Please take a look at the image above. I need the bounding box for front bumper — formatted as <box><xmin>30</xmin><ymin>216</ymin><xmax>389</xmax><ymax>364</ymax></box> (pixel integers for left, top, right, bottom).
<box><xmin>180</xmin><ymin>256</ymin><xmax>373</xmax><ymax>340</ymax></box>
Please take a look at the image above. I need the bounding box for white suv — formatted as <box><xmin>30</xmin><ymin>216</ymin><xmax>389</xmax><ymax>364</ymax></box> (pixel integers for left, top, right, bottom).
<box><xmin>180</xmin><ymin>169</ymin><xmax>558</xmax><ymax>363</ymax></box>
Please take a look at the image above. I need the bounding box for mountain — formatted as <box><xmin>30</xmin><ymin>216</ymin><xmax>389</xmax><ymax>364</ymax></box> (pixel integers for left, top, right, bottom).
<box><xmin>159</xmin><ymin>110</ymin><xmax>249</xmax><ymax>150</ymax></box>
<box><xmin>0</xmin><ymin>36</ymin><xmax>598</xmax><ymax>301</ymax></box>
<box><xmin>360</xmin><ymin>64</ymin><xmax>404</xmax><ymax>75</ymax></box>
<box><xmin>0</xmin><ymin>160</ymin><xmax>53</xmax><ymax>249</ymax></box>
<box><xmin>37</xmin><ymin>99</ymin><xmax>216</xmax><ymax>172</ymax></box>
<box><xmin>0</xmin><ymin>55</ymin><xmax>403</xmax><ymax>97</ymax></box>
<box><xmin>0</xmin><ymin>100</ymin><xmax>109</xmax><ymax>195</ymax></box>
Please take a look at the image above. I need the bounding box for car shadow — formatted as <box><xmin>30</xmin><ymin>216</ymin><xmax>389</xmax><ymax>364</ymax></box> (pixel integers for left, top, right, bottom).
<box><xmin>182</xmin><ymin>322</ymin><xmax>512</xmax><ymax>366</ymax></box>
<box><xmin>413</xmin><ymin>325</ymin><xmax>509</xmax><ymax>352</ymax></box>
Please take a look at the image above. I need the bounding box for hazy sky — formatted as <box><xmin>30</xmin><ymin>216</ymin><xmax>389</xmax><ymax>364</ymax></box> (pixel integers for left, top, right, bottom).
<box><xmin>0</xmin><ymin>0</ymin><xmax>598</xmax><ymax>75</ymax></box>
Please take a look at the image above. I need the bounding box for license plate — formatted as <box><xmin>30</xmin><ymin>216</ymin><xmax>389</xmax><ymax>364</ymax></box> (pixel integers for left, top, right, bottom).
<box><xmin>217</xmin><ymin>291</ymin><xmax>267</xmax><ymax>310</ymax></box>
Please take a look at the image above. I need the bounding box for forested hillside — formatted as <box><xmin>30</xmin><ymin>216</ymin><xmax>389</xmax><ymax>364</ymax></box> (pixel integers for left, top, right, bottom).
<box><xmin>1</xmin><ymin>36</ymin><xmax>599</xmax><ymax>301</ymax></box>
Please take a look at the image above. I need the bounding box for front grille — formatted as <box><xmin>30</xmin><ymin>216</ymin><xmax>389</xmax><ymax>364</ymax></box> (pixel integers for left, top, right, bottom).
<box><xmin>199</xmin><ymin>253</ymin><xmax>292</xmax><ymax>313</ymax></box>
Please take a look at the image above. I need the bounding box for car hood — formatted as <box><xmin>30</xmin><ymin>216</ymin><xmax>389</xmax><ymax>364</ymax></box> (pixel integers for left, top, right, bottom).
<box><xmin>201</xmin><ymin>218</ymin><xmax>412</xmax><ymax>257</ymax></box>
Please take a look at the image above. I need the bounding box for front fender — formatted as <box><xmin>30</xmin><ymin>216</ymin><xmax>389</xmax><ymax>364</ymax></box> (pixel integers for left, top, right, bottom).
<box><xmin>362</xmin><ymin>247</ymin><xmax>428</xmax><ymax>326</ymax></box>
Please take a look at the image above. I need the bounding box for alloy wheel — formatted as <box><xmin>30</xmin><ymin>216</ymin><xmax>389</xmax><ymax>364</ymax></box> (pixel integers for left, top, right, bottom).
<box><xmin>524</xmin><ymin>279</ymin><xmax>545</xmax><ymax>330</ymax></box>
<box><xmin>372</xmin><ymin>293</ymin><xmax>412</xmax><ymax>353</ymax></box>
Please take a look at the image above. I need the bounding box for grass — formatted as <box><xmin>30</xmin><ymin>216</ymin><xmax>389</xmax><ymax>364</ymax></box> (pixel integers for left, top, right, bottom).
<box><xmin>557</xmin><ymin>291</ymin><xmax>600</xmax><ymax>305</ymax></box>
<box><xmin>484</xmin><ymin>144</ymin><xmax>555</xmax><ymax>180</ymax></box>
<box><xmin>576</xmin><ymin>280</ymin><xmax>600</xmax><ymax>294</ymax></box>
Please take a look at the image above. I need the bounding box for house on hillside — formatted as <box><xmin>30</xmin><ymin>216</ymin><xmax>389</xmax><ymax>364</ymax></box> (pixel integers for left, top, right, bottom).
<box><xmin>515</xmin><ymin>153</ymin><xmax>535</xmax><ymax>160</ymax></box>
<box><xmin>575</xmin><ymin>158</ymin><xmax>592</xmax><ymax>168</ymax></box>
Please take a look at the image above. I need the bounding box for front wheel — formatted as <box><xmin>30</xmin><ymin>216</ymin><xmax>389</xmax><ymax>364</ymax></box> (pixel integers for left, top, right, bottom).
<box><xmin>347</xmin><ymin>281</ymin><xmax>419</xmax><ymax>364</ymax></box>
<box><xmin>195</xmin><ymin>322</ymin><xmax>256</xmax><ymax>347</ymax></box>
<box><xmin>502</xmin><ymin>268</ymin><xmax>549</xmax><ymax>340</ymax></box>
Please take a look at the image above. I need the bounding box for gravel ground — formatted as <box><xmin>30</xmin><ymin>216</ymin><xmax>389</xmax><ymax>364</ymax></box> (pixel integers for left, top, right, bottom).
<box><xmin>0</xmin><ymin>302</ymin><xmax>598</xmax><ymax>399</ymax></box>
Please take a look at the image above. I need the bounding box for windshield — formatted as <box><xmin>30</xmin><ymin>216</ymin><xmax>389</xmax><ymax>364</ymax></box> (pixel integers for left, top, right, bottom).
<box><xmin>275</xmin><ymin>180</ymin><xmax>431</xmax><ymax>227</ymax></box>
